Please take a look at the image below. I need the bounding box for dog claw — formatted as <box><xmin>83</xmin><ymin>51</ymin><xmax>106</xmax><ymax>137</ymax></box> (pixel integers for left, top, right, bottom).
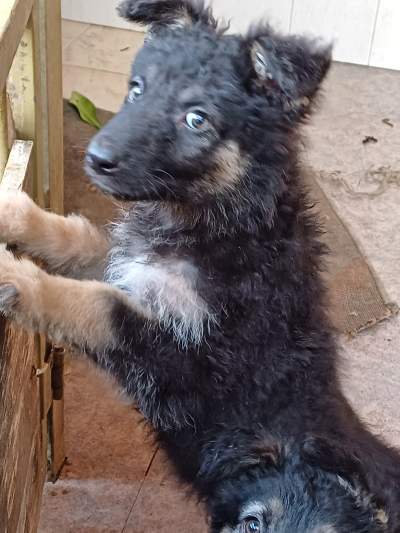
<box><xmin>0</xmin><ymin>283</ymin><xmax>19</xmax><ymax>314</ymax></box>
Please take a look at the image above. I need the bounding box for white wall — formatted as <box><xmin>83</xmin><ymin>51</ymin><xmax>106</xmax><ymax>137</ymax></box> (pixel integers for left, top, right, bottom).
<box><xmin>290</xmin><ymin>0</ymin><xmax>379</xmax><ymax>65</ymax></box>
<box><xmin>369</xmin><ymin>0</ymin><xmax>400</xmax><ymax>70</ymax></box>
<box><xmin>61</xmin><ymin>0</ymin><xmax>140</xmax><ymax>30</ymax></box>
<box><xmin>62</xmin><ymin>0</ymin><xmax>400</xmax><ymax>70</ymax></box>
<box><xmin>211</xmin><ymin>0</ymin><xmax>293</xmax><ymax>33</ymax></box>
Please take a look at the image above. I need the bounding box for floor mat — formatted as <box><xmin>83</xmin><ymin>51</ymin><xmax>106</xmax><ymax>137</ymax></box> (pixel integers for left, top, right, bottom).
<box><xmin>304</xmin><ymin>171</ymin><xmax>398</xmax><ymax>335</ymax></box>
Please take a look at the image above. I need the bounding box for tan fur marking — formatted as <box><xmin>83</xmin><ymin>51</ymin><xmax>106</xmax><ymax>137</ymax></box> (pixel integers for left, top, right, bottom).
<box><xmin>194</xmin><ymin>141</ymin><xmax>247</xmax><ymax>196</ymax></box>
<box><xmin>0</xmin><ymin>251</ymin><xmax>141</xmax><ymax>352</ymax></box>
<box><xmin>0</xmin><ymin>191</ymin><xmax>110</xmax><ymax>277</ymax></box>
<box><xmin>376</xmin><ymin>508</ymin><xmax>389</xmax><ymax>524</ymax></box>
<box><xmin>213</xmin><ymin>141</ymin><xmax>246</xmax><ymax>192</ymax></box>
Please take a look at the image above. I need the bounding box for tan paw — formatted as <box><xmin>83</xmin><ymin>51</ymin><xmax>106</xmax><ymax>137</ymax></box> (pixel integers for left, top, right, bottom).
<box><xmin>0</xmin><ymin>251</ymin><xmax>41</xmax><ymax>326</ymax></box>
<box><xmin>0</xmin><ymin>190</ymin><xmax>37</xmax><ymax>244</ymax></box>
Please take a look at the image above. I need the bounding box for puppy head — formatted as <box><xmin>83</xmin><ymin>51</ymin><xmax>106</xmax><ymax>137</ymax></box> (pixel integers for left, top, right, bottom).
<box><xmin>199</xmin><ymin>434</ymin><xmax>388</xmax><ymax>533</ymax></box>
<box><xmin>85</xmin><ymin>0</ymin><xmax>331</xmax><ymax>225</ymax></box>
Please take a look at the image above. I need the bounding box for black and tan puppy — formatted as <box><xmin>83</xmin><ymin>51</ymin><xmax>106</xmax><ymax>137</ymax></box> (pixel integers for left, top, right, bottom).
<box><xmin>0</xmin><ymin>1</ymin><xmax>399</xmax><ymax>531</ymax></box>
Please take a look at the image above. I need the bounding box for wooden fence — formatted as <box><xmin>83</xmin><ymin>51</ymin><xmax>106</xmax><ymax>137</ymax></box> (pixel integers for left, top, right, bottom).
<box><xmin>0</xmin><ymin>1</ymin><xmax>64</xmax><ymax>531</ymax></box>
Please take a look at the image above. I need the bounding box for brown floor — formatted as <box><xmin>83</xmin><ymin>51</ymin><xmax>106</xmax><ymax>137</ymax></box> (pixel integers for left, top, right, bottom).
<box><xmin>39</xmin><ymin>23</ymin><xmax>400</xmax><ymax>533</ymax></box>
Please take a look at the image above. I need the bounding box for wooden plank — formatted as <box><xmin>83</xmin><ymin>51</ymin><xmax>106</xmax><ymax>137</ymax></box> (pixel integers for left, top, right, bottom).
<box><xmin>37</xmin><ymin>362</ymin><xmax>52</xmax><ymax>421</ymax></box>
<box><xmin>0</xmin><ymin>321</ymin><xmax>42</xmax><ymax>533</ymax></box>
<box><xmin>32</xmin><ymin>0</ymin><xmax>66</xmax><ymax>481</ymax></box>
<box><xmin>0</xmin><ymin>0</ymin><xmax>64</xmax><ymax>527</ymax></box>
<box><xmin>43</xmin><ymin>0</ymin><xmax>64</xmax><ymax>214</ymax></box>
<box><xmin>30</xmin><ymin>3</ymin><xmax>47</xmax><ymax>208</ymax></box>
<box><xmin>7</xmin><ymin>16</ymin><xmax>39</xmax><ymax>202</ymax></box>
<box><xmin>31</xmin><ymin>0</ymin><xmax>64</xmax><ymax>213</ymax></box>
<box><xmin>49</xmin><ymin>399</ymin><xmax>65</xmax><ymax>479</ymax></box>
<box><xmin>290</xmin><ymin>0</ymin><xmax>379</xmax><ymax>65</ymax></box>
<box><xmin>0</xmin><ymin>142</ymin><xmax>47</xmax><ymax>532</ymax></box>
<box><xmin>48</xmin><ymin>347</ymin><xmax>66</xmax><ymax>481</ymax></box>
<box><xmin>37</xmin><ymin>336</ymin><xmax>49</xmax><ymax>479</ymax></box>
<box><xmin>0</xmin><ymin>0</ymin><xmax>35</xmax><ymax>92</ymax></box>
<box><xmin>21</xmin><ymin>423</ymin><xmax>46</xmax><ymax>533</ymax></box>
<box><xmin>0</xmin><ymin>90</ymin><xmax>16</xmax><ymax>165</ymax></box>
<box><xmin>0</xmin><ymin>139</ymin><xmax>33</xmax><ymax>191</ymax></box>
<box><xmin>0</xmin><ymin>90</ymin><xmax>8</xmax><ymax>176</ymax></box>
<box><xmin>7</xmin><ymin>25</ymin><xmax>36</xmax><ymax>141</ymax></box>
<box><xmin>6</xmin><ymin>91</ymin><xmax>16</xmax><ymax>149</ymax></box>
<box><xmin>369</xmin><ymin>0</ymin><xmax>400</xmax><ymax>70</ymax></box>
<box><xmin>8</xmin><ymin>1</ymin><xmax>64</xmax><ymax>210</ymax></box>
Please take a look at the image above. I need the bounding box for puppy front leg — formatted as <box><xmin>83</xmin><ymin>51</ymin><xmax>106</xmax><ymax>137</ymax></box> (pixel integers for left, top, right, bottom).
<box><xmin>0</xmin><ymin>251</ymin><xmax>144</xmax><ymax>353</ymax></box>
<box><xmin>0</xmin><ymin>191</ymin><xmax>110</xmax><ymax>278</ymax></box>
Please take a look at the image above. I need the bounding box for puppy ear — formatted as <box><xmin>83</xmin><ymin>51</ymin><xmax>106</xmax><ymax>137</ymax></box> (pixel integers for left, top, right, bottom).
<box><xmin>198</xmin><ymin>431</ymin><xmax>283</xmax><ymax>487</ymax></box>
<box><xmin>301</xmin><ymin>436</ymin><xmax>366</xmax><ymax>485</ymax></box>
<box><xmin>248</xmin><ymin>26</ymin><xmax>332</xmax><ymax>118</ymax></box>
<box><xmin>118</xmin><ymin>0</ymin><xmax>217</xmax><ymax>31</ymax></box>
<box><xmin>302</xmin><ymin>436</ymin><xmax>390</xmax><ymax>528</ymax></box>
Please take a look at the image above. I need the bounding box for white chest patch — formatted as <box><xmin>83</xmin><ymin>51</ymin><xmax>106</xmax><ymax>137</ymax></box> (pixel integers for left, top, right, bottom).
<box><xmin>106</xmin><ymin>251</ymin><xmax>214</xmax><ymax>346</ymax></box>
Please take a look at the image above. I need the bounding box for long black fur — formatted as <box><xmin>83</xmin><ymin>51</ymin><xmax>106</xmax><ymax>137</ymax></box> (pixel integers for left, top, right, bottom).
<box><xmin>84</xmin><ymin>1</ymin><xmax>400</xmax><ymax>531</ymax></box>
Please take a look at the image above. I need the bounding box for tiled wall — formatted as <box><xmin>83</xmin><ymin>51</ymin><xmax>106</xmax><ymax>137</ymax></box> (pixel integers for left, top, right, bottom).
<box><xmin>62</xmin><ymin>0</ymin><xmax>400</xmax><ymax>70</ymax></box>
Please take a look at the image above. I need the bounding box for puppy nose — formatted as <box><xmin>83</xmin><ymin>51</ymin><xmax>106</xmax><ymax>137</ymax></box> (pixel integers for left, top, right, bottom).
<box><xmin>86</xmin><ymin>139</ymin><xmax>119</xmax><ymax>175</ymax></box>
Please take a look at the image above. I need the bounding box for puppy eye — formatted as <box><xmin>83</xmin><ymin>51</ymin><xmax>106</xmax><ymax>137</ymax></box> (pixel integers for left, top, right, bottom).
<box><xmin>128</xmin><ymin>77</ymin><xmax>145</xmax><ymax>102</ymax></box>
<box><xmin>244</xmin><ymin>517</ymin><xmax>261</xmax><ymax>533</ymax></box>
<box><xmin>185</xmin><ymin>111</ymin><xmax>208</xmax><ymax>130</ymax></box>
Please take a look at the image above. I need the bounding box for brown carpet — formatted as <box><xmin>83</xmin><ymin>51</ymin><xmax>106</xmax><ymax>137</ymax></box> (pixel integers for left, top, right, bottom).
<box><xmin>64</xmin><ymin>101</ymin><xmax>397</xmax><ymax>336</ymax></box>
<box><xmin>304</xmin><ymin>172</ymin><xmax>398</xmax><ymax>334</ymax></box>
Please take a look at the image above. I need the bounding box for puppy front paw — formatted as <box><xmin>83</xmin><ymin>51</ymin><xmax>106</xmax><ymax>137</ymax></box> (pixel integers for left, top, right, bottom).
<box><xmin>0</xmin><ymin>251</ymin><xmax>41</xmax><ymax>329</ymax></box>
<box><xmin>0</xmin><ymin>190</ymin><xmax>37</xmax><ymax>244</ymax></box>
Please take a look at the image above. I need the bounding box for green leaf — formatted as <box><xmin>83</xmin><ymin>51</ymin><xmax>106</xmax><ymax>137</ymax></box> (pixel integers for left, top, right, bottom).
<box><xmin>69</xmin><ymin>91</ymin><xmax>102</xmax><ymax>129</ymax></box>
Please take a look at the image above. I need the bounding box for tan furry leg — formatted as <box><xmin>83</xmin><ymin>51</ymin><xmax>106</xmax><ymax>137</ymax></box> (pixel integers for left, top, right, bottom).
<box><xmin>0</xmin><ymin>251</ymin><xmax>142</xmax><ymax>352</ymax></box>
<box><xmin>0</xmin><ymin>190</ymin><xmax>110</xmax><ymax>277</ymax></box>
